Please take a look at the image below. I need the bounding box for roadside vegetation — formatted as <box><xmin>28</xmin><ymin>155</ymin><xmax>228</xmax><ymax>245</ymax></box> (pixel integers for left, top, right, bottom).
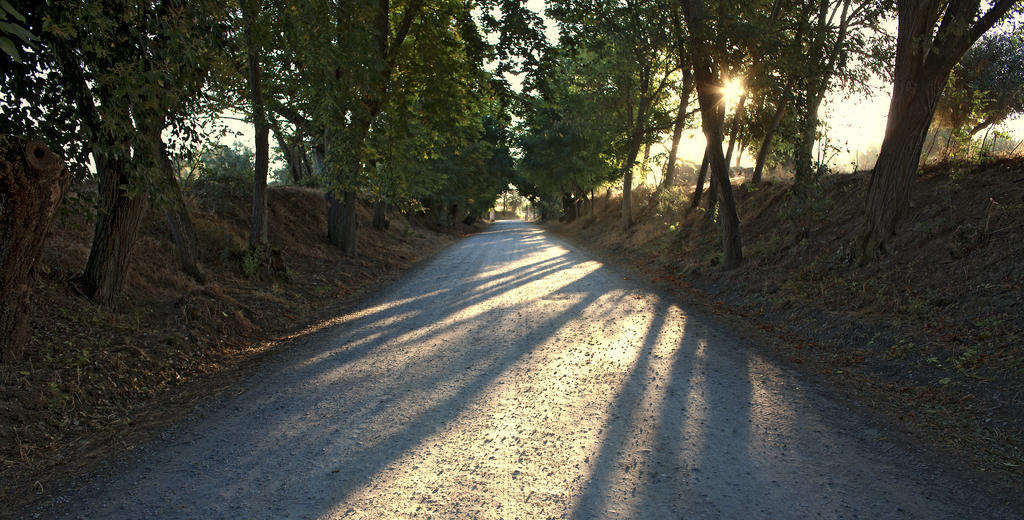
<box><xmin>0</xmin><ymin>172</ymin><xmax>475</xmax><ymax>510</ymax></box>
<box><xmin>551</xmin><ymin>155</ymin><xmax>1024</xmax><ymax>488</ymax></box>
<box><xmin>2</xmin><ymin>0</ymin><xmax>1024</xmax><ymax>512</ymax></box>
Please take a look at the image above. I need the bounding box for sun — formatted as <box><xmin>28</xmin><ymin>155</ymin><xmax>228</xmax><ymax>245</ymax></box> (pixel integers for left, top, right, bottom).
<box><xmin>721</xmin><ymin>77</ymin><xmax>745</xmax><ymax>110</ymax></box>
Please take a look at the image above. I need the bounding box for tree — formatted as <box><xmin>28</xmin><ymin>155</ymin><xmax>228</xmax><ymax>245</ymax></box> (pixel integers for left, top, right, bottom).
<box><xmin>53</xmin><ymin>6</ymin><xmax>152</xmax><ymax>306</ymax></box>
<box><xmin>857</xmin><ymin>0</ymin><xmax>1020</xmax><ymax>263</ymax></box>
<box><xmin>0</xmin><ymin>138</ymin><xmax>70</xmax><ymax>361</ymax></box>
<box><xmin>1</xmin><ymin>0</ymin><xmax>226</xmax><ymax>304</ymax></box>
<box><xmin>516</xmin><ymin>48</ymin><xmax>625</xmax><ymax>221</ymax></box>
<box><xmin>239</xmin><ymin>0</ymin><xmax>270</xmax><ymax>251</ymax></box>
<box><xmin>680</xmin><ymin>0</ymin><xmax>744</xmax><ymax>269</ymax></box>
<box><xmin>661</xmin><ymin>8</ymin><xmax>697</xmax><ymax>190</ymax></box>
<box><xmin>549</xmin><ymin>0</ymin><xmax>678</xmax><ymax>230</ymax></box>
<box><xmin>934</xmin><ymin>31</ymin><xmax>1024</xmax><ymax>152</ymax></box>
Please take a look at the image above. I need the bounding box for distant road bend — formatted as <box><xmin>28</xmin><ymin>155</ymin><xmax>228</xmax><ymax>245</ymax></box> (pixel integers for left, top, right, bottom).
<box><xmin>51</xmin><ymin>220</ymin><xmax>1012</xmax><ymax>519</ymax></box>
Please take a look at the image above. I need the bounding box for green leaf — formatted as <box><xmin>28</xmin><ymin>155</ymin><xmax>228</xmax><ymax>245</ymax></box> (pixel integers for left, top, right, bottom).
<box><xmin>0</xmin><ymin>0</ymin><xmax>25</xmax><ymax>23</ymax></box>
<box><xmin>0</xmin><ymin>35</ymin><xmax>22</xmax><ymax>62</ymax></box>
<box><xmin>0</xmin><ymin>21</ymin><xmax>34</xmax><ymax>43</ymax></box>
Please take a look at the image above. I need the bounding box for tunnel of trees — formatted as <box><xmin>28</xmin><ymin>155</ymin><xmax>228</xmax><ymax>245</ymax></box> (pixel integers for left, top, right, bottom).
<box><xmin>2</xmin><ymin>0</ymin><xmax>1023</xmax><ymax>356</ymax></box>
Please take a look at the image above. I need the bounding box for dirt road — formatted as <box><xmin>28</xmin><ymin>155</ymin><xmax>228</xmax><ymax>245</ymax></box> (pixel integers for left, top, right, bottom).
<box><xmin>45</xmin><ymin>220</ymin><xmax>1012</xmax><ymax>519</ymax></box>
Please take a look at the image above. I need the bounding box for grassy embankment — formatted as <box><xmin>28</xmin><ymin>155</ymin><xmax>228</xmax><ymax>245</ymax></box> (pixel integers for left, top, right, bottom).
<box><xmin>0</xmin><ymin>180</ymin><xmax>473</xmax><ymax>512</ymax></box>
<box><xmin>553</xmin><ymin>158</ymin><xmax>1024</xmax><ymax>491</ymax></box>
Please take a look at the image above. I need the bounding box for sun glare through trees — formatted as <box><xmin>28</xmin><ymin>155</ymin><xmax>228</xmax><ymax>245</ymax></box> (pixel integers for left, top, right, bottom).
<box><xmin>2</xmin><ymin>0</ymin><xmax>1024</xmax><ymax>516</ymax></box>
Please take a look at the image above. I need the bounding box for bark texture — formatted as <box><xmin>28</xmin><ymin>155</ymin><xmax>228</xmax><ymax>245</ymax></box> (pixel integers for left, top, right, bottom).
<box><xmin>138</xmin><ymin>117</ymin><xmax>204</xmax><ymax>283</ymax></box>
<box><xmin>0</xmin><ymin>138</ymin><xmax>70</xmax><ymax>361</ymax></box>
<box><xmin>78</xmin><ymin>152</ymin><xmax>147</xmax><ymax>307</ymax></box>
<box><xmin>856</xmin><ymin>0</ymin><xmax>1016</xmax><ymax>263</ymax></box>
<box><xmin>372</xmin><ymin>200</ymin><xmax>389</xmax><ymax>230</ymax></box>
<box><xmin>326</xmin><ymin>190</ymin><xmax>359</xmax><ymax>255</ymax></box>
<box><xmin>857</xmin><ymin>73</ymin><xmax>946</xmax><ymax>260</ymax></box>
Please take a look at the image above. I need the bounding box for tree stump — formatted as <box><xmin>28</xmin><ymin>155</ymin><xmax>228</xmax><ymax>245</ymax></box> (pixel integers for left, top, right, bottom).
<box><xmin>0</xmin><ymin>137</ymin><xmax>70</xmax><ymax>362</ymax></box>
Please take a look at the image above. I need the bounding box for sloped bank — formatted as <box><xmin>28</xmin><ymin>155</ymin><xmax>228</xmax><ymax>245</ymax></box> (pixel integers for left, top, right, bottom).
<box><xmin>0</xmin><ymin>180</ymin><xmax>477</xmax><ymax>515</ymax></box>
<box><xmin>550</xmin><ymin>158</ymin><xmax>1024</xmax><ymax>499</ymax></box>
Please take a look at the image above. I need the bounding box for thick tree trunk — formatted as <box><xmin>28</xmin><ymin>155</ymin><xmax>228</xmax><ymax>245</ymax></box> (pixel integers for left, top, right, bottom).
<box><xmin>852</xmin><ymin>0</ymin><xmax>1020</xmax><ymax>263</ymax></box>
<box><xmin>58</xmin><ymin>46</ymin><xmax>145</xmax><ymax>307</ymax></box>
<box><xmin>753</xmin><ymin>102</ymin><xmax>787</xmax><ymax>183</ymax></box>
<box><xmin>1</xmin><ymin>138</ymin><xmax>70</xmax><ymax>362</ymax></box>
<box><xmin>691</xmin><ymin>144</ymin><xmax>710</xmax><ymax>208</ymax></box>
<box><xmin>326</xmin><ymin>190</ymin><xmax>359</xmax><ymax>255</ymax></box>
<box><xmin>340</xmin><ymin>191</ymin><xmax>359</xmax><ymax>253</ymax></box>
<box><xmin>706</xmin><ymin>128</ymin><xmax>743</xmax><ymax>270</ymax></box>
<box><xmin>78</xmin><ymin>153</ymin><xmax>147</xmax><ymax>307</ymax></box>
<box><xmin>857</xmin><ymin>72</ymin><xmax>946</xmax><ymax>262</ymax></box>
<box><xmin>562</xmin><ymin>194</ymin><xmax>576</xmax><ymax>222</ymax></box>
<box><xmin>448</xmin><ymin>203</ymin><xmax>458</xmax><ymax>228</ymax></box>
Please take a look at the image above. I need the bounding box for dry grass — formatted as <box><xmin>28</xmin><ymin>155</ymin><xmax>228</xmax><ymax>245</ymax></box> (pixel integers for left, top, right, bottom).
<box><xmin>553</xmin><ymin>158</ymin><xmax>1024</xmax><ymax>489</ymax></box>
<box><xmin>0</xmin><ymin>180</ymin><xmax>471</xmax><ymax>514</ymax></box>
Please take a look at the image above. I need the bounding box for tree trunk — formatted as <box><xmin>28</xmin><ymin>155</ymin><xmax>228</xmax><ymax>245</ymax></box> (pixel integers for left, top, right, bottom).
<box><xmin>276</xmin><ymin>132</ymin><xmax>304</xmax><ymax>185</ymax></box>
<box><xmin>311</xmin><ymin>143</ymin><xmax>325</xmax><ymax>177</ymax></box>
<box><xmin>641</xmin><ymin>142</ymin><xmax>651</xmax><ymax>182</ymax></box>
<box><xmin>243</xmin><ymin>4</ymin><xmax>270</xmax><ymax>250</ymax></box>
<box><xmin>163</xmin><ymin>196</ymin><xmax>204</xmax><ymax>283</ymax></box>
<box><xmin>753</xmin><ymin>101</ymin><xmax>787</xmax><ymax>183</ymax></box>
<box><xmin>78</xmin><ymin>152</ymin><xmax>147</xmax><ymax>307</ymax></box>
<box><xmin>706</xmin><ymin>129</ymin><xmax>743</xmax><ymax>270</ymax></box>
<box><xmin>138</xmin><ymin>118</ymin><xmax>205</xmax><ymax>284</ymax></box>
<box><xmin>682</xmin><ymin>0</ymin><xmax>743</xmax><ymax>270</ymax></box>
<box><xmin>794</xmin><ymin>92</ymin><xmax>824</xmax><ymax>189</ymax></box>
<box><xmin>691</xmin><ymin>144</ymin><xmax>710</xmax><ymax>207</ymax></box>
<box><xmin>0</xmin><ymin>138</ymin><xmax>70</xmax><ymax>361</ymax></box>
<box><xmin>562</xmin><ymin>193</ymin><xmax>576</xmax><ymax>221</ymax></box>
<box><xmin>372</xmin><ymin>199</ymin><xmax>388</xmax><ymax>230</ymax></box>
<box><xmin>58</xmin><ymin>46</ymin><xmax>145</xmax><ymax>307</ymax></box>
<box><xmin>662</xmin><ymin>77</ymin><xmax>692</xmax><ymax>189</ymax></box>
<box><xmin>621</xmin><ymin>128</ymin><xmax>645</xmax><ymax>230</ymax></box>
<box><xmin>301</xmin><ymin>147</ymin><xmax>313</xmax><ymax>181</ymax></box>
<box><xmin>705</xmin><ymin>158</ymin><xmax>719</xmax><ymax>213</ymax></box>
<box><xmin>857</xmin><ymin>72</ymin><xmax>946</xmax><ymax>262</ymax></box>
<box><xmin>852</xmin><ymin>0</ymin><xmax>1019</xmax><ymax>263</ymax></box>
<box><xmin>326</xmin><ymin>190</ymin><xmax>359</xmax><ymax>255</ymax></box>
<box><xmin>724</xmin><ymin>93</ymin><xmax>747</xmax><ymax>174</ymax></box>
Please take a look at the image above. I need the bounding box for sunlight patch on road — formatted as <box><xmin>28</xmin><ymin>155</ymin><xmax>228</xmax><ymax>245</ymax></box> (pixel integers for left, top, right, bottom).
<box><xmin>569</xmin><ymin>303</ymin><xmax>691</xmax><ymax>518</ymax></box>
<box><xmin>323</xmin><ymin>290</ymin><xmax>663</xmax><ymax>519</ymax></box>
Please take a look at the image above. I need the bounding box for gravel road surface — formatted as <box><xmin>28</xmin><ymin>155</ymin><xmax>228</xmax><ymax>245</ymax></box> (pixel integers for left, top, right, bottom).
<box><xmin>45</xmin><ymin>220</ymin><xmax>1011</xmax><ymax>519</ymax></box>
